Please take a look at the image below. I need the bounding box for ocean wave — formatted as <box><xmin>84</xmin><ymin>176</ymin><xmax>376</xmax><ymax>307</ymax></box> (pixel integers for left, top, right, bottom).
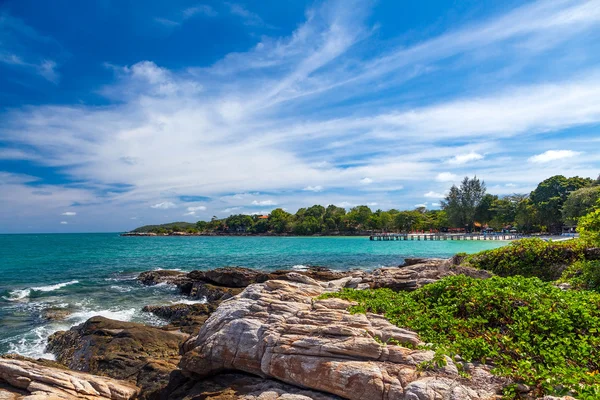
<box><xmin>169</xmin><ymin>298</ymin><xmax>207</xmax><ymax>305</ymax></box>
<box><xmin>291</xmin><ymin>264</ymin><xmax>309</xmax><ymax>271</ymax></box>
<box><xmin>109</xmin><ymin>285</ymin><xmax>133</xmax><ymax>293</ymax></box>
<box><xmin>68</xmin><ymin>307</ymin><xmax>136</xmax><ymax>323</ymax></box>
<box><xmin>3</xmin><ymin>280</ymin><xmax>79</xmax><ymax>302</ymax></box>
<box><xmin>4</xmin><ymin>306</ymin><xmax>137</xmax><ymax>360</ymax></box>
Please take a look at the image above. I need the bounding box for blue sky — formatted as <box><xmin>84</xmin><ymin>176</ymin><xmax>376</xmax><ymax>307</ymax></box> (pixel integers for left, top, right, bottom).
<box><xmin>1</xmin><ymin>0</ymin><xmax>599</xmax><ymax>233</ymax></box>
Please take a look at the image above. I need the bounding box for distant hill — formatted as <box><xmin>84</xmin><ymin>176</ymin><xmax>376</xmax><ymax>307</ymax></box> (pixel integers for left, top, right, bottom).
<box><xmin>132</xmin><ymin>222</ymin><xmax>197</xmax><ymax>233</ymax></box>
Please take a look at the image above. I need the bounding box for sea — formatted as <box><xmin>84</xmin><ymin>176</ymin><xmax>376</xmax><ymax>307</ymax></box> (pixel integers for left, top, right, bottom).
<box><xmin>0</xmin><ymin>233</ymin><xmax>507</xmax><ymax>359</ymax></box>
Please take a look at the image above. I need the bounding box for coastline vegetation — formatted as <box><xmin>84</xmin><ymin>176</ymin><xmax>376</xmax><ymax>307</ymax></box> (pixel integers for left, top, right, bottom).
<box><xmin>323</xmin><ymin>276</ymin><xmax>600</xmax><ymax>399</ymax></box>
<box><xmin>131</xmin><ymin>174</ymin><xmax>599</xmax><ymax>235</ymax></box>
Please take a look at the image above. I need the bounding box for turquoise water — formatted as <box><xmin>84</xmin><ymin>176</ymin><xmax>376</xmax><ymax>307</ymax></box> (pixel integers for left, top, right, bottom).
<box><xmin>0</xmin><ymin>233</ymin><xmax>507</xmax><ymax>358</ymax></box>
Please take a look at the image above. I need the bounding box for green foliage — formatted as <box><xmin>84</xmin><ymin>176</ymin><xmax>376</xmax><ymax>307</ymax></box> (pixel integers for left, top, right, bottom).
<box><xmin>561</xmin><ymin>260</ymin><xmax>600</xmax><ymax>292</ymax></box>
<box><xmin>562</xmin><ymin>186</ymin><xmax>600</xmax><ymax>225</ymax></box>
<box><xmin>462</xmin><ymin>238</ymin><xmax>588</xmax><ymax>281</ymax></box>
<box><xmin>442</xmin><ymin>176</ymin><xmax>487</xmax><ymax>231</ymax></box>
<box><xmin>578</xmin><ymin>207</ymin><xmax>600</xmax><ymax>246</ymax></box>
<box><xmin>530</xmin><ymin>175</ymin><xmax>592</xmax><ymax>233</ymax></box>
<box><xmin>323</xmin><ymin>276</ymin><xmax>600</xmax><ymax>398</ymax></box>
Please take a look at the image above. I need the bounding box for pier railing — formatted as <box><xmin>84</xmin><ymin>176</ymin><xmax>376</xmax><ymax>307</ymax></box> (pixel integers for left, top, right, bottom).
<box><xmin>369</xmin><ymin>233</ymin><xmax>521</xmax><ymax>241</ymax></box>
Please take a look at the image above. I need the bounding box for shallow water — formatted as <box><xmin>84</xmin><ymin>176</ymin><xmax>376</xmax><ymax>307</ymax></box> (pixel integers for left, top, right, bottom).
<box><xmin>0</xmin><ymin>233</ymin><xmax>507</xmax><ymax>358</ymax></box>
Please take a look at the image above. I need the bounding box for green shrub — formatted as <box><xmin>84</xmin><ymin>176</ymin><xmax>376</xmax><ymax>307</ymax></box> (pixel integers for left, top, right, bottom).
<box><xmin>323</xmin><ymin>275</ymin><xmax>600</xmax><ymax>398</ymax></box>
<box><xmin>560</xmin><ymin>260</ymin><xmax>600</xmax><ymax>292</ymax></box>
<box><xmin>578</xmin><ymin>208</ymin><xmax>600</xmax><ymax>246</ymax></box>
<box><xmin>461</xmin><ymin>238</ymin><xmax>587</xmax><ymax>280</ymax></box>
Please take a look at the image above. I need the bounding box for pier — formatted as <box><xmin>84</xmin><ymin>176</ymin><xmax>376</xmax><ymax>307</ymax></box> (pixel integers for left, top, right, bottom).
<box><xmin>369</xmin><ymin>233</ymin><xmax>520</xmax><ymax>241</ymax></box>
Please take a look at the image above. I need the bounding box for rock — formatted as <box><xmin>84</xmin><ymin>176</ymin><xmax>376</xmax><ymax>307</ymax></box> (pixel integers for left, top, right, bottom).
<box><xmin>366</xmin><ymin>260</ymin><xmax>492</xmax><ymax>291</ymax></box>
<box><xmin>163</xmin><ymin>371</ymin><xmax>341</xmax><ymax>400</ymax></box>
<box><xmin>142</xmin><ymin>303</ymin><xmax>219</xmax><ymax>334</ymax></box>
<box><xmin>399</xmin><ymin>258</ymin><xmax>446</xmax><ymax>267</ymax></box>
<box><xmin>179</xmin><ymin>274</ymin><xmax>506</xmax><ymax>400</ymax></box>
<box><xmin>0</xmin><ymin>356</ymin><xmax>139</xmax><ymax>399</ymax></box>
<box><xmin>137</xmin><ymin>270</ymin><xmax>191</xmax><ymax>292</ymax></box>
<box><xmin>41</xmin><ymin>307</ymin><xmax>71</xmax><ymax>321</ymax></box>
<box><xmin>189</xmin><ymin>282</ymin><xmax>243</xmax><ymax>302</ymax></box>
<box><xmin>47</xmin><ymin>316</ymin><xmax>186</xmax><ymax>399</ymax></box>
<box><xmin>191</xmin><ymin>267</ymin><xmax>261</xmax><ymax>288</ymax></box>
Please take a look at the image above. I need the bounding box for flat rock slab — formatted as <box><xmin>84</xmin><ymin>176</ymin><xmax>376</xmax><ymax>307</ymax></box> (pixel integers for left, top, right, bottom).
<box><xmin>180</xmin><ymin>273</ymin><xmax>506</xmax><ymax>400</ymax></box>
<box><xmin>0</xmin><ymin>357</ymin><xmax>139</xmax><ymax>399</ymax></box>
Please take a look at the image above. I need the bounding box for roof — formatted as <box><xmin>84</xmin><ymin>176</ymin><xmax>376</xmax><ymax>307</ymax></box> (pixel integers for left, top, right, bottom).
<box><xmin>258</xmin><ymin>215</ymin><xmax>269</xmax><ymax>219</ymax></box>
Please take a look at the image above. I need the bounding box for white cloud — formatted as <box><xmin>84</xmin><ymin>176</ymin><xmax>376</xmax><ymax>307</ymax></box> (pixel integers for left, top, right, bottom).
<box><xmin>366</xmin><ymin>202</ymin><xmax>378</xmax><ymax>206</ymax></box>
<box><xmin>223</xmin><ymin>207</ymin><xmax>242</xmax><ymax>213</ymax></box>
<box><xmin>183</xmin><ymin>205</ymin><xmax>207</xmax><ymax>216</ymax></box>
<box><xmin>414</xmin><ymin>204</ymin><xmax>427</xmax><ymax>208</ymax></box>
<box><xmin>303</xmin><ymin>185</ymin><xmax>323</xmax><ymax>192</ymax></box>
<box><xmin>528</xmin><ymin>150</ymin><xmax>582</xmax><ymax>163</ymax></box>
<box><xmin>447</xmin><ymin>152</ymin><xmax>484</xmax><ymax>165</ymax></box>
<box><xmin>61</xmin><ymin>211</ymin><xmax>76</xmax><ymax>216</ymax></box>
<box><xmin>187</xmin><ymin>206</ymin><xmax>207</xmax><ymax>212</ymax></box>
<box><xmin>251</xmin><ymin>200</ymin><xmax>277</xmax><ymax>206</ymax></box>
<box><xmin>60</xmin><ymin>221</ymin><xmax>68</xmax><ymax>225</ymax></box>
<box><xmin>435</xmin><ymin>172</ymin><xmax>457</xmax><ymax>182</ymax></box>
<box><xmin>431</xmin><ymin>203</ymin><xmax>441</xmax><ymax>207</ymax></box>
<box><xmin>424</xmin><ymin>191</ymin><xmax>446</xmax><ymax>199</ymax></box>
<box><xmin>151</xmin><ymin>202</ymin><xmax>177</xmax><ymax>209</ymax></box>
<box><xmin>360</xmin><ymin>178</ymin><xmax>373</xmax><ymax>185</ymax></box>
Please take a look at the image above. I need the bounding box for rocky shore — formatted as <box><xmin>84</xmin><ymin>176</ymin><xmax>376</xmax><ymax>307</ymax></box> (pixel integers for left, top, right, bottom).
<box><xmin>0</xmin><ymin>259</ymin><xmax>578</xmax><ymax>399</ymax></box>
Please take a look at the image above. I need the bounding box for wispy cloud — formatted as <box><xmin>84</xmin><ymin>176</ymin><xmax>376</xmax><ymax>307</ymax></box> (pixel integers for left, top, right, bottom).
<box><xmin>424</xmin><ymin>191</ymin><xmax>446</xmax><ymax>199</ymax></box>
<box><xmin>448</xmin><ymin>152</ymin><xmax>484</xmax><ymax>165</ymax></box>
<box><xmin>303</xmin><ymin>185</ymin><xmax>323</xmax><ymax>192</ymax></box>
<box><xmin>151</xmin><ymin>202</ymin><xmax>177</xmax><ymax>209</ymax></box>
<box><xmin>435</xmin><ymin>172</ymin><xmax>458</xmax><ymax>182</ymax></box>
<box><xmin>225</xmin><ymin>3</ymin><xmax>268</xmax><ymax>27</ymax></box>
<box><xmin>154</xmin><ymin>4</ymin><xmax>217</xmax><ymax>27</ymax></box>
<box><xmin>251</xmin><ymin>200</ymin><xmax>277</xmax><ymax>206</ymax></box>
<box><xmin>61</xmin><ymin>211</ymin><xmax>76</xmax><ymax>216</ymax></box>
<box><xmin>0</xmin><ymin>12</ymin><xmax>61</xmax><ymax>82</ymax></box>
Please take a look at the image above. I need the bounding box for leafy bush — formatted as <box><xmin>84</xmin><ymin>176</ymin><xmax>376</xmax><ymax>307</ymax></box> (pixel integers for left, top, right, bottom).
<box><xmin>578</xmin><ymin>208</ymin><xmax>600</xmax><ymax>246</ymax></box>
<box><xmin>461</xmin><ymin>238</ymin><xmax>588</xmax><ymax>280</ymax></box>
<box><xmin>560</xmin><ymin>260</ymin><xmax>600</xmax><ymax>292</ymax></box>
<box><xmin>323</xmin><ymin>275</ymin><xmax>600</xmax><ymax>398</ymax></box>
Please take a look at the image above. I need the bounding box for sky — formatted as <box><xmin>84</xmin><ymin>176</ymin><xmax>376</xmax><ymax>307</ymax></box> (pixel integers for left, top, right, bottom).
<box><xmin>0</xmin><ymin>0</ymin><xmax>599</xmax><ymax>233</ymax></box>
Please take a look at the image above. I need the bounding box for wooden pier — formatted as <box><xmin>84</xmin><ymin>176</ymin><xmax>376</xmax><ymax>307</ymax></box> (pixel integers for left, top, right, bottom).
<box><xmin>369</xmin><ymin>233</ymin><xmax>519</xmax><ymax>241</ymax></box>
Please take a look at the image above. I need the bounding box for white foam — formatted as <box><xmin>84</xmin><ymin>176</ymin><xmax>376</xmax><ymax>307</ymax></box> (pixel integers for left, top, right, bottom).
<box><xmin>110</xmin><ymin>285</ymin><xmax>132</xmax><ymax>293</ymax></box>
<box><xmin>6</xmin><ymin>326</ymin><xmax>58</xmax><ymax>360</ymax></box>
<box><xmin>153</xmin><ymin>267</ymin><xmax>183</xmax><ymax>272</ymax></box>
<box><xmin>169</xmin><ymin>298</ymin><xmax>206</xmax><ymax>305</ymax></box>
<box><xmin>32</xmin><ymin>280</ymin><xmax>79</xmax><ymax>292</ymax></box>
<box><xmin>68</xmin><ymin>308</ymin><xmax>136</xmax><ymax>323</ymax></box>
<box><xmin>3</xmin><ymin>280</ymin><xmax>79</xmax><ymax>302</ymax></box>
<box><xmin>291</xmin><ymin>264</ymin><xmax>309</xmax><ymax>271</ymax></box>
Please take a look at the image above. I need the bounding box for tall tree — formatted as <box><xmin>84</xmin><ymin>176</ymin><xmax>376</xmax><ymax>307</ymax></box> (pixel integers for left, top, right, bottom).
<box><xmin>530</xmin><ymin>175</ymin><xmax>592</xmax><ymax>232</ymax></box>
<box><xmin>441</xmin><ymin>176</ymin><xmax>487</xmax><ymax>231</ymax></box>
<box><xmin>562</xmin><ymin>186</ymin><xmax>600</xmax><ymax>225</ymax></box>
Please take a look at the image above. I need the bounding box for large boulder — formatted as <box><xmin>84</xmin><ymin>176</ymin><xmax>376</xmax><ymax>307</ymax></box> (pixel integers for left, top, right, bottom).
<box><xmin>179</xmin><ymin>273</ymin><xmax>506</xmax><ymax>400</ymax></box>
<box><xmin>47</xmin><ymin>316</ymin><xmax>186</xmax><ymax>399</ymax></box>
<box><xmin>0</xmin><ymin>356</ymin><xmax>139</xmax><ymax>399</ymax></box>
